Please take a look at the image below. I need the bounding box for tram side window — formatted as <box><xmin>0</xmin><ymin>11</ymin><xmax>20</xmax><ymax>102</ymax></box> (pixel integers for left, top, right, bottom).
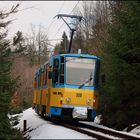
<box><xmin>42</xmin><ymin>70</ymin><xmax>44</xmax><ymax>86</ymax></box>
<box><xmin>40</xmin><ymin>69</ymin><xmax>43</xmax><ymax>87</ymax></box>
<box><xmin>53</xmin><ymin>59</ymin><xmax>59</xmax><ymax>84</ymax></box>
<box><xmin>42</xmin><ymin>66</ymin><xmax>45</xmax><ymax>86</ymax></box>
<box><xmin>60</xmin><ymin>56</ymin><xmax>64</xmax><ymax>84</ymax></box>
<box><xmin>39</xmin><ymin>71</ymin><xmax>42</xmax><ymax>88</ymax></box>
<box><xmin>44</xmin><ymin>65</ymin><xmax>48</xmax><ymax>85</ymax></box>
<box><xmin>37</xmin><ymin>73</ymin><xmax>40</xmax><ymax>88</ymax></box>
<box><xmin>34</xmin><ymin>77</ymin><xmax>37</xmax><ymax>88</ymax></box>
<box><xmin>38</xmin><ymin>69</ymin><xmax>42</xmax><ymax>88</ymax></box>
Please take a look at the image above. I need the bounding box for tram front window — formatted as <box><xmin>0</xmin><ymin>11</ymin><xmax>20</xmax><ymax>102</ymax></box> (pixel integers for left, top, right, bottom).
<box><xmin>66</xmin><ymin>57</ymin><xmax>96</xmax><ymax>86</ymax></box>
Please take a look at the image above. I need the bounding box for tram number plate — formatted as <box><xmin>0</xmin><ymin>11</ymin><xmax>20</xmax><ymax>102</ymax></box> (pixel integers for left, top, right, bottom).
<box><xmin>76</xmin><ymin>93</ymin><xmax>82</xmax><ymax>97</ymax></box>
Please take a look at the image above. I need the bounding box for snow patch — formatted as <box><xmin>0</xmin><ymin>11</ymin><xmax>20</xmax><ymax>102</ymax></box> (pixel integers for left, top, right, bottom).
<box><xmin>11</xmin><ymin>108</ymin><xmax>94</xmax><ymax>139</ymax></box>
<box><xmin>94</xmin><ymin>115</ymin><xmax>102</xmax><ymax>124</ymax></box>
<box><xmin>129</xmin><ymin>126</ymin><xmax>140</xmax><ymax>135</ymax></box>
<box><xmin>9</xmin><ymin>108</ymin><xmax>140</xmax><ymax>139</ymax></box>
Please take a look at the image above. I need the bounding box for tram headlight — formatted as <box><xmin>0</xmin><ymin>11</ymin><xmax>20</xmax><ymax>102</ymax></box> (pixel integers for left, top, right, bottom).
<box><xmin>86</xmin><ymin>99</ymin><xmax>91</xmax><ymax>105</ymax></box>
<box><xmin>66</xmin><ymin>98</ymin><xmax>71</xmax><ymax>103</ymax></box>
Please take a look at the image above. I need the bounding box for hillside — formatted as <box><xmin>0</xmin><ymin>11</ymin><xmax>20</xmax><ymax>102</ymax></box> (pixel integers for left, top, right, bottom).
<box><xmin>11</xmin><ymin>55</ymin><xmax>39</xmax><ymax>110</ymax></box>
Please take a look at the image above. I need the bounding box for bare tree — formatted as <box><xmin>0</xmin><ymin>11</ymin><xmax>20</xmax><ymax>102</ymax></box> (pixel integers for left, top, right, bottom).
<box><xmin>36</xmin><ymin>25</ymin><xmax>48</xmax><ymax>64</ymax></box>
<box><xmin>73</xmin><ymin>1</ymin><xmax>112</xmax><ymax>57</ymax></box>
<box><xmin>24</xmin><ymin>24</ymin><xmax>49</xmax><ymax>65</ymax></box>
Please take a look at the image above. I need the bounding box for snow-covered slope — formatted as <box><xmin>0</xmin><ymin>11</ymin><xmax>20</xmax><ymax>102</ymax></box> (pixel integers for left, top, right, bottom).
<box><xmin>12</xmin><ymin>108</ymin><xmax>94</xmax><ymax>139</ymax></box>
<box><xmin>10</xmin><ymin>108</ymin><xmax>140</xmax><ymax>139</ymax></box>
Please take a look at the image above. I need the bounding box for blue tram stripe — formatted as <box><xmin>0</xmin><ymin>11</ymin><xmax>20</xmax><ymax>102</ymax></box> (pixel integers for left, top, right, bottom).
<box><xmin>54</xmin><ymin>84</ymin><xmax>97</xmax><ymax>90</ymax></box>
<box><xmin>50</xmin><ymin>107</ymin><xmax>62</xmax><ymax>116</ymax></box>
<box><xmin>34</xmin><ymin>85</ymin><xmax>97</xmax><ymax>90</ymax></box>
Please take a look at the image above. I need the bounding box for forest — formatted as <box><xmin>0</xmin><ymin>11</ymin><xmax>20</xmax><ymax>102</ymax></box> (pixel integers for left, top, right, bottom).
<box><xmin>0</xmin><ymin>1</ymin><xmax>139</xmax><ymax>138</ymax></box>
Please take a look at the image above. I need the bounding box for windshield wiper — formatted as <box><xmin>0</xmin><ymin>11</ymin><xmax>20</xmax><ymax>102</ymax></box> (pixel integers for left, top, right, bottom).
<box><xmin>78</xmin><ymin>77</ymin><xmax>93</xmax><ymax>89</ymax></box>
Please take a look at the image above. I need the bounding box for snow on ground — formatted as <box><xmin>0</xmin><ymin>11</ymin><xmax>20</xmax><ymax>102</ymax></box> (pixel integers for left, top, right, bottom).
<box><xmin>80</xmin><ymin>119</ymin><xmax>140</xmax><ymax>138</ymax></box>
<box><xmin>80</xmin><ymin>121</ymin><xmax>140</xmax><ymax>139</ymax></box>
<box><xmin>129</xmin><ymin>126</ymin><xmax>140</xmax><ymax>135</ymax></box>
<box><xmin>11</xmin><ymin>108</ymin><xmax>95</xmax><ymax>139</ymax></box>
<box><xmin>9</xmin><ymin>108</ymin><xmax>140</xmax><ymax>139</ymax></box>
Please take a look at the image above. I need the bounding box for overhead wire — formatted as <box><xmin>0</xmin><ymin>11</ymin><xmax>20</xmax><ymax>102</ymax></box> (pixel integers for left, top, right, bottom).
<box><xmin>45</xmin><ymin>0</ymin><xmax>80</xmax><ymax>52</ymax></box>
<box><xmin>46</xmin><ymin>1</ymin><xmax>65</xmax><ymax>41</ymax></box>
<box><xmin>57</xmin><ymin>1</ymin><xmax>65</xmax><ymax>15</ymax></box>
<box><xmin>46</xmin><ymin>19</ymin><xmax>55</xmax><ymax>37</ymax></box>
<box><xmin>43</xmin><ymin>1</ymin><xmax>66</xmax><ymax>49</ymax></box>
<box><xmin>49</xmin><ymin>1</ymin><xmax>80</xmax><ymax>55</ymax></box>
<box><xmin>53</xmin><ymin>1</ymin><xmax>80</xmax><ymax>39</ymax></box>
<box><xmin>69</xmin><ymin>0</ymin><xmax>80</xmax><ymax>14</ymax></box>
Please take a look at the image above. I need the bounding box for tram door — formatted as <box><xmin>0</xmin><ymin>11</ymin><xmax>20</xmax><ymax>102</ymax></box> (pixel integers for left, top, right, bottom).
<box><xmin>46</xmin><ymin>65</ymin><xmax>52</xmax><ymax>114</ymax></box>
<box><xmin>46</xmin><ymin>57</ymin><xmax>60</xmax><ymax>115</ymax></box>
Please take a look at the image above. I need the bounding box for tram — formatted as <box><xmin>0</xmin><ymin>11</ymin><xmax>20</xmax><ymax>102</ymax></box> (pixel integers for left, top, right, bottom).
<box><xmin>33</xmin><ymin>53</ymin><xmax>100</xmax><ymax>121</ymax></box>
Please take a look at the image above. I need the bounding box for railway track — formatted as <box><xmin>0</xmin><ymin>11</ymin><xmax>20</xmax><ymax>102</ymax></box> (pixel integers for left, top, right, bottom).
<box><xmin>54</xmin><ymin>121</ymin><xmax>140</xmax><ymax>139</ymax></box>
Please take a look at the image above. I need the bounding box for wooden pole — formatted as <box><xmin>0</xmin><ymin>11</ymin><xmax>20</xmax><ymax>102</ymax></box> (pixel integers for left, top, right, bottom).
<box><xmin>23</xmin><ymin>120</ymin><xmax>27</xmax><ymax>132</ymax></box>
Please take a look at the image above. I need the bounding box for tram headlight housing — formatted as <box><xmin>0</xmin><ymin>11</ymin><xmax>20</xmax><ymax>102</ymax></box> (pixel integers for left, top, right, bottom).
<box><xmin>66</xmin><ymin>98</ymin><xmax>71</xmax><ymax>103</ymax></box>
<box><xmin>86</xmin><ymin>99</ymin><xmax>91</xmax><ymax>105</ymax></box>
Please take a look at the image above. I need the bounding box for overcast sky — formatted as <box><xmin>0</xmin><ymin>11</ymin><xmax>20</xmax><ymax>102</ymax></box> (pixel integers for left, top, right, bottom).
<box><xmin>0</xmin><ymin>1</ymin><xmax>82</xmax><ymax>46</ymax></box>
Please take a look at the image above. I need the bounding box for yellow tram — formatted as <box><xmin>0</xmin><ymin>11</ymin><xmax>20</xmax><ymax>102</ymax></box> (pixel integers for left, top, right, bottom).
<box><xmin>33</xmin><ymin>53</ymin><xmax>100</xmax><ymax>121</ymax></box>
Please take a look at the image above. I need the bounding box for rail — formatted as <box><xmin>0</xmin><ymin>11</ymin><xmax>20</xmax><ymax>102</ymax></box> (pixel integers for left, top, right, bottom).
<box><xmin>53</xmin><ymin>121</ymin><xmax>140</xmax><ymax>140</ymax></box>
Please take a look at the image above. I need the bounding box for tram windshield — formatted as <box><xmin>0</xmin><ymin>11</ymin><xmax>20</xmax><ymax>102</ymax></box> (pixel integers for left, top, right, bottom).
<box><xmin>66</xmin><ymin>57</ymin><xmax>96</xmax><ymax>86</ymax></box>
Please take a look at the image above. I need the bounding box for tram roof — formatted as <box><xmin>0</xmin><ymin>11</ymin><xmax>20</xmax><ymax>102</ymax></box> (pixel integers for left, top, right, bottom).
<box><xmin>35</xmin><ymin>53</ymin><xmax>100</xmax><ymax>74</ymax></box>
<box><xmin>58</xmin><ymin>53</ymin><xmax>99</xmax><ymax>59</ymax></box>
